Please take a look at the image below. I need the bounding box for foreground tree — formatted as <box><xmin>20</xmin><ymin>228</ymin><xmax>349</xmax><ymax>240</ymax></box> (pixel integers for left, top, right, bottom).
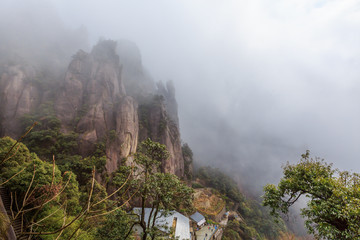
<box><xmin>126</xmin><ymin>139</ymin><xmax>193</xmax><ymax>240</ymax></box>
<box><xmin>0</xmin><ymin>133</ymin><xmax>135</xmax><ymax>239</ymax></box>
<box><xmin>95</xmin><ymin>209</ymin><xmax>134</xmax><ymax>240</ymax></box>
<box><xmin>263</xmin><ymin>151</ymin><xmax>360</xmax><ymax>240</ymax></box>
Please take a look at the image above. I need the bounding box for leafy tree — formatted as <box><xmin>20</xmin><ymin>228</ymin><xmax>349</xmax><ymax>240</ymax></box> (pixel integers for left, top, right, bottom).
<box><xmin>263</xmin><ymin>151</ymin><xmax>360</xmax><ymax>240</ymax></box>
<box><xmin>127</xmin><ymin>139</ymin><xmax>193</xmax><ymax>240</ymax></box>
<box><xmin>21</xmin><ymin>102</ymin><xmax>79</xmax><ymax>160</ymax></box>
<box><xmin>95</xmin><ymin>209</ymin><xmax>134</xmax><ymax>240</ymax></box>
<box><xmin>57</xmin><ymin>155</ymin><xmax>107</xmax><ymax>186</ymax></box>
<box><xmin>20</xmin><ymin>103</ymin><xmax>108</xmax><ymax>189</ymax></box>
<box><xmin>0</xmin><ymin>136</ymin><xmax>33</xmax><ymax>170</ymax></box>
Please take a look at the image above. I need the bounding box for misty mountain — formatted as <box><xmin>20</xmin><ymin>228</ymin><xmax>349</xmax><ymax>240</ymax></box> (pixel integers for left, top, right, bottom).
<box><xmin>1</xmin><ymin>1</ymin><xmax>360</xmax><ymax>238</ymax></box>
<box><xmin>0</xmin><ymin>36</ymin><xmax>187</xmax><ymax>179</ymax></box>
<box><xmin>3</xmin><ymin>0</ymin><xmax>360</xmax><ymax>194</ymax></box>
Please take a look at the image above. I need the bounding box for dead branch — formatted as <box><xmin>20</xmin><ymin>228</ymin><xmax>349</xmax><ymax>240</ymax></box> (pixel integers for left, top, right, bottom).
<box><xmin>0</xmin><ymin>122</ymin><xmax>37</xmax><ymax>166</ymax></box>
<box><xmin>0</xmin><ymin>167</ymin><xmax>26</xmax><ymax>186</ymax></box>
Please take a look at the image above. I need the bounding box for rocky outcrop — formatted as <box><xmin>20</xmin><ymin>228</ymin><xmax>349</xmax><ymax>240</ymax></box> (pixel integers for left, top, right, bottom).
<box><xmin>0</xmin><ymin>39</ymin><xmax>187</xmax><ymax>178</ymax></box>
<box><xmin>106</xmin><ymin>96</ymin><xmax>138</xmax><ymax>172</ymax></box>
<box><xmin>117</xmin><ymin>41</ymin><xmax>185</xmax><ymax>177</ymax></box>
<box><xmin>182</xmin><ymin>143</ymin><xmax>194</xmax><ymax>181</ymax></box>
<box><xmin>55</xmin><ymin>40</ymin><xmax>138</xmax><ymax>172</ymax></box>
<box><xmin>157</xmin><ymin>80</ymin><xmax>179</xmax><ymax>126</ymax></box>
<box><xmin>139</xmin><ymin>96</ymin><xmax>184</xmax><ymax>176</ymax></box>
<box><xmin>0</xmin><ymin>65</ymin><xmax>41</xmax><ymax>137</ymax></box>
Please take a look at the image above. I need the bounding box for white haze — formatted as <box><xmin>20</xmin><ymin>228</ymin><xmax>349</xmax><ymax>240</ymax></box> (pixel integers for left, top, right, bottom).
<box><xmin>5</xmin><ymin>0</ymin><xmax>360</xmax><ymax>192</ymax></box>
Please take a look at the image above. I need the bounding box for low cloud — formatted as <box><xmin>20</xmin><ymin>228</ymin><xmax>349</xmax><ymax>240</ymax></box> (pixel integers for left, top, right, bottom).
<box><xmin>3</xmin><ymin>0</ymin><xmax>360</xmax><ymax>192</ymax></box>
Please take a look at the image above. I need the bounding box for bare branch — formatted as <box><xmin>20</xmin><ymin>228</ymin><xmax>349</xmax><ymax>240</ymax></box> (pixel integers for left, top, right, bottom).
<box><xmin>10</xmin><ymin>192</ymin><xmax>14</xmax><ymax>219</ymax></box>
<box><xmin>87</xmin><ymin>186</ymin><xmax>139</xmax><ymax>219</ymax></box>
<box><xmin>21</xmin><ymin>205</ymin><xmax>89</xmax><ymax>236</ymax></box>
<box><xmin>90</xmin><ymin>179</ymin><xmax>134</xmax><ymax>215</ymax></box>
<box><xmin>88</xmin><ymin>166</ymin><xmax>96</xmax><ymax>211</ymax></box>
<box><xmin>55</xmin><ymin>205</ymin><xmax>67</xmax><ymax>240</ymax></box>
<box><xmin>22</xmin><ymin>163</ymin><xmax>36</xmax><ymax>207</ymax></box>
<box><xmin>0</xmin><ymin>167</ymin><xmax>26</xmax><ymax>186</ymax></box>
<box><xmin>14</xmin><ymin>192</ymin><xmax>20</xmax><ymax>215</ymax></box>
<box><xmin>51</xmin><ymin>155</ymin><xmax>56</xmax><ymax>188</ymax></box>
<box><xmin>23</xmin><ymin>172</ymin><xmax>73</xmax><ymax>213</ymax></box>
<box><xmin>0</xmin><ymin>122</ymin><xmax>37</xmax><ymax>166</ymax></box>
<box><xmin>29</xmin><ymin>202</ymin><xmax>66</xmax><ymax>227</ymax></box>
<box><xmin>93</xmin><ymin>164</ymin><xmax>134</xmax><ymax>207</ymax></box>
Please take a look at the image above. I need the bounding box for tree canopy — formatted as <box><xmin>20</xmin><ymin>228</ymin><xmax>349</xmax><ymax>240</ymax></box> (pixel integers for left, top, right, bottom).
<box><xmin>95</xmin><ymin>209</ymin><xmax>134</xmax><ymax>240</ymax></box>
<box><xmin>129</xmin><ymin>138</ymin><xmax>193</xmax><ymax>240</ymax></box>
<box><xmin>263</xmin><ymin>151</ymin><xmax>360</xmax><ymax>240</ymax></box>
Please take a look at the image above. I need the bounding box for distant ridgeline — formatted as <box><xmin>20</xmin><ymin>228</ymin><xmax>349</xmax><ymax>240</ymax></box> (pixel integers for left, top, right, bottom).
<box><xmin>0</xmin><ymin>39</ymin><xmax>188</xmax><ymax>179</ymax></box>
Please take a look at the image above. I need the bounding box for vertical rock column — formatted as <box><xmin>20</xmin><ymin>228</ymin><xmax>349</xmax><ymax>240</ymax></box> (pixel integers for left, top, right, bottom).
<box><xmin>55</xmin><ymin>41</ymin><xmax>139</xmax><ymax>173</ymax></box>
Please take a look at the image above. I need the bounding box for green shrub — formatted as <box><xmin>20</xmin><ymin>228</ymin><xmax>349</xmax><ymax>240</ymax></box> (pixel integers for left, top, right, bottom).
<box><xmin>192</xmin><ymin>182</ymin><xmax>204</xmax><ymax>189</ymax></box>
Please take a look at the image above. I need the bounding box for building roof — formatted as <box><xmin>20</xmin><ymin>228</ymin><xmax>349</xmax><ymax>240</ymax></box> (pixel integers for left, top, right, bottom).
<box><xmin>190</xmin><ymin>211</ymin><xmax>205</xmax><ymax>223</ymax></box>
<box><xmin>133</xmin><ymin>208</ymin><xmax>191</xmax><ymax>240</ymax></box>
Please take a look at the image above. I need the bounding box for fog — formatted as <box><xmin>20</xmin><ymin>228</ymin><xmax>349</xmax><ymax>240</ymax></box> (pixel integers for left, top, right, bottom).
<box><xmin>3</xmin><ymin>0</ymin><xmax>360</xmax><ymax>193</ymax></box>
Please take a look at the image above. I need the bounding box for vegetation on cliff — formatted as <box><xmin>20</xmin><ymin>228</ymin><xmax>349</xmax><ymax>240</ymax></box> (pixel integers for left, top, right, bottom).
<box><xmin>0</xmin><ymin>135</ymin><xmax>192</xmax><ymax>239</ymax></box>
<box><xmin>195</xmin><ymin>166</ymin><xmax>286</xmax><ymax>239</ymax></box>
<box><xmin>0</xmin><ymin>129</ymin><xmax>290</xmax><ymax>240</ymax></box>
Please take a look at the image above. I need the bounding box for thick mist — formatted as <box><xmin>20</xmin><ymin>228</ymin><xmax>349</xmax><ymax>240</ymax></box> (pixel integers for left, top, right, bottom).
<box><xmin>0</xmin><ymin>0</ymin><xmax>88</xmax><ymax>74</ymax></box>
<box><xmin>4</xmin><ymin>0</ymin><xmax>360</xmax><ymax>194</ymax></box>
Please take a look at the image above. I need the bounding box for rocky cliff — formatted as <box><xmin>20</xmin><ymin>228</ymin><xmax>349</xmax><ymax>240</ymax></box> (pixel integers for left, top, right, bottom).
<box><xmin>55</xmin><ymin>41</ymin><xmax>138</xmax><ymax>172</ymax></box>
<box><xmin>0</xmin><ymin>65</ymin><xmax>41</xmax><ymax>137</ymax></box>
<box><xmin>138</xmin><ymin>94</ymin><xmax>184</xmax><ymax>176</ymax></box>
<box><xmin>0</xmin><ymin>40</ymin><xmax>186</xmax><ymax>177</ymax></box>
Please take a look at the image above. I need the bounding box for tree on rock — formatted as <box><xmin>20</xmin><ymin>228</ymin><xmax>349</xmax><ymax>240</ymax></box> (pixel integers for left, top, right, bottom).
<box><xmin>263</xmin><ymin>151</ymin><xmax>360</xmax><ymax>240</ymax></box>
<box><xmin>127</xmin><ymin>139</ymin><xmax>193</xmax><ymax>240</ymax></box>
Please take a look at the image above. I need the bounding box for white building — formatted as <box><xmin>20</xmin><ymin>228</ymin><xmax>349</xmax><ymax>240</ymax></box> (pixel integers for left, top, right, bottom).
<box><xmin>190</xmin><ymin>211</ymin><xmax>206</xmax><ymax>227</ymax></box>
<box><xmin>132</xmin><ymin>208</ymin><xmax>191</xmax><ymax>240</ymax></box>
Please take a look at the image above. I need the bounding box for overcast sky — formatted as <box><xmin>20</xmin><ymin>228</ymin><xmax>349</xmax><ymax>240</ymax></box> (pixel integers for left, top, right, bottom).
<box><xmin>5</xmin><ymin>0</ymin><xmax>360</xmax><ymax>191</ymax></box>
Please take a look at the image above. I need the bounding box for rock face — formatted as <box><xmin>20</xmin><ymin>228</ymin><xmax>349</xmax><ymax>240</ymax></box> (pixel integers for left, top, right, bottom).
<box><xmin>55</xmin><ymin>40</ymin><xmax>138</xmax><ymax>172</ymax></box>
<box><xmin>157</xmin><ymin>81</ymin><xmax>179</xmax><ymax>126</ymax></box>
<box><xmin>116</xmin><ymin>40</ymin><xmax>185</xmax><ymax>176</ymax></box>
<box><xmin>138</xmin><ymin>95</ymin><xmax>184</xmax><ymax>176</ymax></box>
<box><xmin>0</xmin><ymin>65</ymin><xmax>41</xmax><ymax>137</ymax></box>
<box><xmin>0</xmin><ymin>39</ymin><xmax>186</xmax><ymax>177</ymax></box>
